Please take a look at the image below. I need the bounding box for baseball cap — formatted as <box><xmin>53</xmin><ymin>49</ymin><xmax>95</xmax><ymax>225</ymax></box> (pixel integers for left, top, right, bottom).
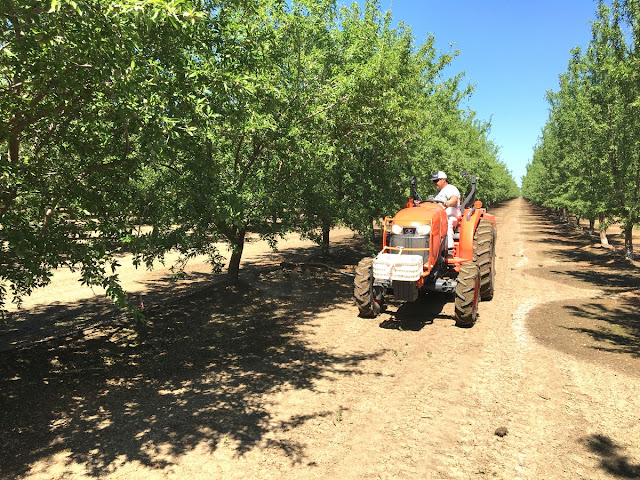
<box><xmin>430</xmin><ymin>171</ymin><xmax>447</xmax><ymax>181</ymax></box>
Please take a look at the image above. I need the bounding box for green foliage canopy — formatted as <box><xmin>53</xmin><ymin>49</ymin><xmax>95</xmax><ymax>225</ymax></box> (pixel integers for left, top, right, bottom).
<box><xmin>523</xmin><ymin>0</ymin><xmax>640</xmax><ymax>258</ymax></box>
<box><xmin>1</xmin><ymin>0</ymin><xmax>518</xmax><ymax>313</ymax></box>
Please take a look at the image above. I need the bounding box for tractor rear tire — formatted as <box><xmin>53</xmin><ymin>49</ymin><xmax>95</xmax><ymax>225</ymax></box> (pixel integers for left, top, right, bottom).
<box><xmin>454</xmin><ymin>262</ymin><xmax>480</xmax><ymax>327</ymax></box>
<box><xmin>474</xmin><ymin>219</ymin><xmax>496</xmax><ymax>301</ymax></box>
<box><xmin>354</xmin><ymin>257</ymin><xmax>382</xmax><ymax>318</ymax></box>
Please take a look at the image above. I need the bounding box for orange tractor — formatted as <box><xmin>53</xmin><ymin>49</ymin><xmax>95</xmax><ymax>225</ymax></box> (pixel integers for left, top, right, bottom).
<box><xmin>354</xmin><ymin>172</ymin><xmax>497</xmax><ymax>327</ymax></box>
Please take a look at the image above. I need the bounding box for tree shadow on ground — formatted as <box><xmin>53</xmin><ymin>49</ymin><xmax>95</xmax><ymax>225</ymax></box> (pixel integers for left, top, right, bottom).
<box><xmin>521</xmin><ymin>205</ymin><xmax>640</xmax><ymax>292</ymax></box>
<box><xmin>0</xmin><ymin>240</ymin><xmax>382</xmax><ymax>479</ymax></box>
<box><xmin>0</xmin><ymin>270</ymin><xmax>216</xmax><ymax>353</ymax></box>
<box><xmin>562</xmin><ymin>296</ymin><xmax>640</xmax><ymax>358</ymax></box>
<box><xmin>581</xmin><ymin>434</ymin><xmax>640</xmax><ymax>478</ymax></box>
<box><xmin>0</xmin><ymin>234</ymin><xmax>365</xmax><ymax>353</ymax></box>
<box><xmin>522</xmin><ymin>202</ymin><xmax>640</xmax><ymax>371</ymax></box>
<box><xmin>520</xmin><ymin>212</ymin><xmax>629</xmax><ymax>254</ymax></box>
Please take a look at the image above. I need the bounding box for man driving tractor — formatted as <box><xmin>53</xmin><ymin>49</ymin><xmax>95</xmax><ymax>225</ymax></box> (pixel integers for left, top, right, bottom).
<box><xmin>431</xmin><ymin>171</ymin><xmax>460</xmax><ymax>251</ymax></box>
<box><xmin>354</xmin><ymin>171</ymin><xmax>497</xmax><ymax>326</ymax></box>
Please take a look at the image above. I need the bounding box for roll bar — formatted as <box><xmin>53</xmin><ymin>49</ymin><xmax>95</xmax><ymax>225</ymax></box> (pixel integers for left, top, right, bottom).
<box><xmin>460</xmin><ymin>170</ymin><xmax>476</xmax><ymax>211</ymax></box>
<box><xmin>411</xmin><ymin>175</ymin><xmax>423</xmax><ymax>202</ymax></box>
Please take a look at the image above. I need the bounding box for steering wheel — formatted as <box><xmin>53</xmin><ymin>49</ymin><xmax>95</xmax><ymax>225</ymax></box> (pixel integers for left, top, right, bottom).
<box><xmin>426</xmin><ymin>196</ymin><xmax>445</xmax><ymax>205</ymax></box>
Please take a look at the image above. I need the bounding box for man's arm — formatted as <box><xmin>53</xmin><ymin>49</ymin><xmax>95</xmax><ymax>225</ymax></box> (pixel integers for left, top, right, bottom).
<box><xmin>443</xmin><ymin>195</ymin><xmax>458</xmax><ymax>208</ymax></box>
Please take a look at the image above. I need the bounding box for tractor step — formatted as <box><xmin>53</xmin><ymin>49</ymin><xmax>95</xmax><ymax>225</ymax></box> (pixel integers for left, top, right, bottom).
<box><xmin>446</xmin><ymin>256</ymin><xmax>467</xmax><ymax>264</ymax></box>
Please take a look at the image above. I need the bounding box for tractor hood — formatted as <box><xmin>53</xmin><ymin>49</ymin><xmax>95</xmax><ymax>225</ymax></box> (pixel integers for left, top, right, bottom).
<box><xmin>392</xmin><ymin>202</ymin><xmax>445</xmax><ymax>226</ymax></box>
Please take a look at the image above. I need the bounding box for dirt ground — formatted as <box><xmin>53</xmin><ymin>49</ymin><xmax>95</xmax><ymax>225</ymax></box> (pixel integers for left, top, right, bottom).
<box><xmin>1</xmin><ymin>197</ymin><xmax>640</xmax><ymax>480</ymax></box>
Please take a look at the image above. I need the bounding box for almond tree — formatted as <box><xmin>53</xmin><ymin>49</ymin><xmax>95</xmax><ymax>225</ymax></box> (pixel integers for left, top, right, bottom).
<box><xmin>141</xmin><ymin>0</ymin><xmax>344</xmax><ymax>282</ymax></box>
<box><xmin>524</xmin><ymin>0</ymin><xmax>640</xmax><ymax>258</ymax></box>
<box><xmin>294</xmin><ymin>1</ymin><xmax>430</xmax><ymax>251</ymax></box>
<box><xmin>294</xmin><ymin>0</ymin><xmax>518</xmax><ymax>252</ymax></box>
<box><xmin>1</xmin><ymin>0</ymin><xmax>520</xmax><ymax>313</ymax></box>
<box><xmin>0</xmin><ymin>0</ymin><xmax>203</xmax><ymax>310</ymax></box>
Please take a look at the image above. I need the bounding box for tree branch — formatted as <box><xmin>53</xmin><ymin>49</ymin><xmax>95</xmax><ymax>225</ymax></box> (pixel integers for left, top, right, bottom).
<box><xmin>302</xmin><ymin>95</ymin><xmax>349</xmax><ymax>123</ymax></box>
<box><xmin>0</xmin><ymin>82</ymin><xmax>24</xmax><ymax>97</ymax></box>
<box><xmin>237</xmin><ymin>137</ymin><xmax>265</xmax><ymax>191</ymax></box>
<box><xmin>77</xmin><ymin>158</ymin><xmax>128</xmax><ymax>182</ymax></box>
<box><xmin>159</xmin><ymin>162</ymin><xmax>182</xmax><ymax>174</ymax></box>
<box><xmin>7</xmin><ymin>93</ymin><xmax>87</xmax><ymax>139</ymax></box>
<box><xmin>233</xmin><ymin>133</ymin><xmax>245</xmax><ymax>177</ymax></box>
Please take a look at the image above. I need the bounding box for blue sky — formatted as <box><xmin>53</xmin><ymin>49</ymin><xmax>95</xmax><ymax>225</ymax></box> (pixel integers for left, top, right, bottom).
<box><xmin>349</xmin><ymin>0</ymin><xmax>599</xmax><ymax>186</ymax></box>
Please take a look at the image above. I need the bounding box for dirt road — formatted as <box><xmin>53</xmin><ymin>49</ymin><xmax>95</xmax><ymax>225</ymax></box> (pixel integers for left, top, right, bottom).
<box><xmin>1</xmin><ymin>198</ymin><xmax>639</xmax><ymax>479</ymax></box>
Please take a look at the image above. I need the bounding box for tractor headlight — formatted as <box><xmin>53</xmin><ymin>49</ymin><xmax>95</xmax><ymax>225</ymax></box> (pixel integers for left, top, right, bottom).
<box><xmin>391</xmin><ymin>223</ymin><xmax>404</xmax><ymax>235</ymax></box>
<box><xmin>416</xmin><ymin>224</ymin><xmax>431</xmax><ymax>236</ymax></box>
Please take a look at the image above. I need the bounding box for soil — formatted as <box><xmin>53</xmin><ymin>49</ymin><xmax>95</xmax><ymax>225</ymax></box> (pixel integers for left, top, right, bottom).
<box><xmin>1</xmin><ymin>198</ymin><xmax>640</xmax><ymax>480</ymax></box>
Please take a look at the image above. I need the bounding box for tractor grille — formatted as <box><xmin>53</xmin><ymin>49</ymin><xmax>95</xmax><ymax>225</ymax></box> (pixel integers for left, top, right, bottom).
<box><xmin>389</xmin><ymin>234</ymin><xmax>429</xmax><ymax>263</ymax></box>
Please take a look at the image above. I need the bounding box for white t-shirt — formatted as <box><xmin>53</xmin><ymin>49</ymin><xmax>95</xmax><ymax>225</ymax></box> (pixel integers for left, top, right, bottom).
<box><xmin>435</xmin><ymin>184</ymin><xmax>461</xmax><ymax>217</ymax></box>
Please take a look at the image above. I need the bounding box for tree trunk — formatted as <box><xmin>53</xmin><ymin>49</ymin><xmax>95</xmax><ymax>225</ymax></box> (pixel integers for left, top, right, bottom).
<box><xmin>600</xmin><ymin>230</ymin><xmax>610</xmax><ymax>246</ymax></box>
<box><xmin>623</xmin><ymin>224</ymin><xmax>634</xmax><ymax>260</ymax></box>
<box><xmin>8</xmin><ymin>134</ymin><xmax>19</xmax><ymax>163</ymax></box>
<box><xmin>321</xmin><ymin>217</ymin><xmax>330</xmax><ymax>254</ymax></box>
<box><xmin>369</xmin><ymin>216</ymin><xmax>376</xmax><ymax>245</ymax></box>
<box><xmin>1</xmin><ymin>135</ymin><xmax>20</xmax><ymax>220</ymax></box>
<box><xmin>599</xmin><ymin>213</ymin><xmax>609</xmax><ymax>246</ymax></box>
<box><xmin>589</xmin><ymin>219</ymin><xmax>595</xmax><ymax>234</ymax></box>
<box><xmin>227</xmin><ymin>226</ymin><xmax>246</xmax><ymax>283</ymax></box>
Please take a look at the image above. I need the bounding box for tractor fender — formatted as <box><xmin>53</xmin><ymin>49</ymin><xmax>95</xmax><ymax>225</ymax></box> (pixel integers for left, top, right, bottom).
<box><xmin>457</xmin><ymin>207</ymin><xmax>497</xmax><ymax>262</ymax></box>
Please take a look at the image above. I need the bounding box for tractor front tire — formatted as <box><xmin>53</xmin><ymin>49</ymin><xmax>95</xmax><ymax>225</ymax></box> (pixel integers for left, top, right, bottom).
<box><xmin>454</xmin><ymin>262</ymin><xmax>480</xmax><ymax>327</ymax></box>
<box><xmin>354</xmin><ymin>257</ymin><xmax>382</xmax><ymax>318</ymax></box>
<box><xmin>474</xmin><ymin>219</ymin><xmax>496</xmax><ymax>301</ymax></box>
